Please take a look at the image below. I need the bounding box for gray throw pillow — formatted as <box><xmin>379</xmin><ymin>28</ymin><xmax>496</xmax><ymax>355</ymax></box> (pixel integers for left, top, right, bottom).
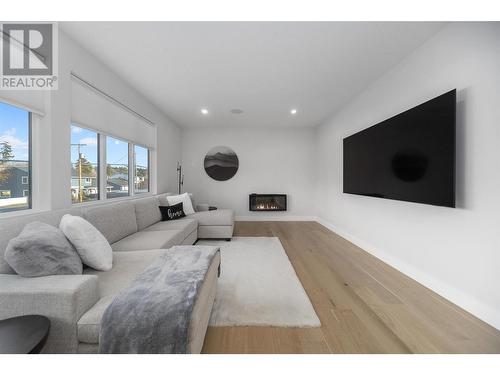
<box><xmin>5</xmin><ymin>221</ymin><xmax>83</xmax><ymax>277</ymax></box>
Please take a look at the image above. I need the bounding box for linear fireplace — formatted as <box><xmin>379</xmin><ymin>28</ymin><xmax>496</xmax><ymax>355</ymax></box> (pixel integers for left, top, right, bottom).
<box><xmin>249</xmin><ymin>194</ymin><xmax>287</xmax><ymax>212</ymax></box>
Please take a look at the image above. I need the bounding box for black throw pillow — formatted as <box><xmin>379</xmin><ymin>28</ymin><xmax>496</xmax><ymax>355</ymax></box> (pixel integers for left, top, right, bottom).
<box><xmin>159</xmin><ymin>202</ymin><xmax>186</xmax><ymax>221</ymax></box>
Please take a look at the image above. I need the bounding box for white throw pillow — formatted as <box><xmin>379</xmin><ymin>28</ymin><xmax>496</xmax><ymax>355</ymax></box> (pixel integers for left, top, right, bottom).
<box><xmin>59</xmin><ymin>214</ymin><xmax>113</xmax><ymax>271</ymax></box>
<box><xmin>166</xmin><ymin>193</ymin><xmax>195</xmax><ymax>215</ymax></box>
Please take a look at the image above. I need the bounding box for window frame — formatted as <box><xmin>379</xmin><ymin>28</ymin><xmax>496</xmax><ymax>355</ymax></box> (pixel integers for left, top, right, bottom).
<box><xmin>27</xmin><ymin>113</ymin><xmax>32</xmax><ymax>210</ymax></box>
<box><xmin>0</xmin><ymin>105</ymin><xmax>32</xmax><ymax>214</ymax></box>
<box><xmin>69</xmin><ymin>123</ymin><xmax>153</xmax><ymax>205</ymax></box>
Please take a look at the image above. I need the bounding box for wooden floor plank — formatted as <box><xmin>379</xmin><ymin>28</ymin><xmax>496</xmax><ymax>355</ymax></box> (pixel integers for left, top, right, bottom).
<box><xmin>201</xmin><ymin>221</ymin><xmax>500</xmax><ymax>353</ymax></box>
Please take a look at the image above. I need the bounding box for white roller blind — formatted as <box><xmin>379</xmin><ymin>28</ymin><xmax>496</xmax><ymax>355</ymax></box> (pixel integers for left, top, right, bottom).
<box><xmin>0</xmin><ymin>90</ymin><xmax>45</xmax><ymax>115</ymax></box>
<box><xmin>71</xmin><ymin>76</ymin><xmax>155</xmax><ymax>148</ymax></box>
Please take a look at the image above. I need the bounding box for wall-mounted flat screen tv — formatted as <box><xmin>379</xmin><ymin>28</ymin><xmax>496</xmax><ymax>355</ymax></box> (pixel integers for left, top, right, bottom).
<box><xmin>343</xmin><ymin>90</ymin><xmax>456</xmax><ymax>207</ymax></box>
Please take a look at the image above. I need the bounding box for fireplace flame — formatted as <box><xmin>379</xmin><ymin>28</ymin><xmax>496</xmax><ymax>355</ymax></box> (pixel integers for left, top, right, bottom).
<box><xmin>256</xmin><ymin>202</ymin><xmax>280</xmax><ymax>210</ymax></box>
<box><xmin>250</xmin><ymin>194</ymin><xmax>286</xmax><ymax>211</ymax></box>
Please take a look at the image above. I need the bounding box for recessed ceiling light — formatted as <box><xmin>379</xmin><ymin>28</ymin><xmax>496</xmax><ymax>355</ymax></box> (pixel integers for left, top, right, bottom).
<box><xmin>230</xmin><ymin>109</ymin><xmax>244</xmax><ymax>114</ymax></box>
<box><xmin>201</xmin><ymin>108</ymin><xmax>209</xmax><ymax>115</ymax></box>
<box><xmin>290</xmin><ymin>109</ymin><xmax>297</xmax><ymax>115</ymax></box>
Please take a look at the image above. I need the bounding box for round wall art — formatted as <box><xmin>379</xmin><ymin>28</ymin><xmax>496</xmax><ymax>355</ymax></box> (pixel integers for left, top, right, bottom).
<box><xmin>204</xmin><ymin>146</ymin><xmax>239</xmax><ymax>181</ymax></box>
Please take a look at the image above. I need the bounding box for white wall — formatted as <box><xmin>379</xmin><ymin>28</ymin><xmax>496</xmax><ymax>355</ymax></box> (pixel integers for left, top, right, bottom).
<box><xmin>181</xmin><ymin>127</ymin><xmax>316</xmax><ymax>219</ymax></box>
<box><xmin>47</xmin><ymin>30</ymin><xmax>182</xmax><ymax>210</ymax></box>
<box><xmin>316</xmin><ymin>22</ymin><xmax>500</xmax><ymax>329</ymax></box>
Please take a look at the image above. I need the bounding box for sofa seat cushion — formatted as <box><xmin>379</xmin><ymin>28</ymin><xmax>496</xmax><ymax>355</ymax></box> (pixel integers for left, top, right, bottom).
<box><xmin>111</xmin><ymin>230</ymin><xmax>183</xmax><ymax>252</ymax></box>
<box><xmin>78</xmin><ymin>250</ymin><xmax>221</xmax><ymax>351</ymax></box>
<box><xmin>189</xmin><ymin>209</ymin><xmax>234</xmax><ymax>226</ymax></box>
<box><xmin>78</xmin><ymin>295</ymin><xmax>115</xmax><ymax>344</ymax></box>
<box><xmin>80</xmin><ymin>249</ymin><xmax>167</xmax><ymax>344</ymax></box>
<box><xmin>143</xmin><ymin>218</ymin><xmax>197</xmax><ymax>235</ymax></box>
<box><xmin>84</xmin><ymin>249</ymin><xmax>166</xmax><ymax>297</ymax></box>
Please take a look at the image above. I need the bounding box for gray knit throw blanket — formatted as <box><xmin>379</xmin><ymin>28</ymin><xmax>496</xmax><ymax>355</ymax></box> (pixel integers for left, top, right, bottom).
<box><xmin>99</xmin><ymin>245</ymin><xmax>220</xmax><ymax>354</ymax></box>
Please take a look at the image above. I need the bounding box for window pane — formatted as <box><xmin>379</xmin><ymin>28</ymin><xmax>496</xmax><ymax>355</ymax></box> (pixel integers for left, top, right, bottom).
<box><xmin>106</xmin><ymin>137</ymin><xmax>129</xmax><ymax>198</ymax></box>
<box><xmin>71</xmin><ymin>125</ymin><xmax>99</xmax><ymax>204</ymax></box>
<box><xmin>0</xmin><ymin>102</ymin><xmax>30</xmax><ymax>213</ymax></box>
<box><xmin>134</xmin><ymin>145</ymin><xmax>149</xmax><ymax>194</ymax></box>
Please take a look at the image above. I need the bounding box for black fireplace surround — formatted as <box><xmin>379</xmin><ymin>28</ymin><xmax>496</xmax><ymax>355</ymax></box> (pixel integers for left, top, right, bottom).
<box><xmin>249</xmin><ymin>194</ymin><xmax>287</xmax><ymax>211</ymax></box>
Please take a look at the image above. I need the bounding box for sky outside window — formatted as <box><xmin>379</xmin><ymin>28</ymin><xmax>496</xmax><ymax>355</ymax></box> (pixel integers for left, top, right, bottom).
<box><xmin>71</xmin><ymin>126</ymin><xmax>98</xmax><ymax>164</ymax></box>
<box><xmin>0</xmin><ymin>103</ymin><xmax>29</xmax><ymax>161</ymax></box>
<box><xmin>107</xmin><ymin>136</ymin><xmax>129</xmax><ymax>198</ymax></box>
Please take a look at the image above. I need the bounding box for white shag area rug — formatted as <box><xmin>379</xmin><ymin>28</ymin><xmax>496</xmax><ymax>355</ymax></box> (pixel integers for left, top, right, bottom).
<box><xmin>197</xmin><ymin>237</ymin><xmax>321</xmax><ymax>327</ymax></box>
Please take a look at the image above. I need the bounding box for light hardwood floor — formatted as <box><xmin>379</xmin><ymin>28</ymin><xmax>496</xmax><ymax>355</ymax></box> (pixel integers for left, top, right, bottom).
<box><xmin>202</xmin><ymin>221</ymin><xmax>500</xmax><ymax>354</ymax></box>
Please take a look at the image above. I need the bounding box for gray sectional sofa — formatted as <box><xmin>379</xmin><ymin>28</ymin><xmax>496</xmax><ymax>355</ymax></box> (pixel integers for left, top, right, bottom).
<box><xmin>0</xmin><ymin>193</ymin><xmax>234</xmax><ymax>353</ymax></box>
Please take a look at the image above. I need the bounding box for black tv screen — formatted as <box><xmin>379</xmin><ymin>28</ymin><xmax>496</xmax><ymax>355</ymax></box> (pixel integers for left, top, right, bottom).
<box><xmin>343</xmin><ymin>90</ymin><xmax>456</xmax><ymax>207</ymax></box>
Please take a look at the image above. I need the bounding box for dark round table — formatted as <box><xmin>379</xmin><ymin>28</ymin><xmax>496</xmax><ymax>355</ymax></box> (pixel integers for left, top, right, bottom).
<box><xmin>0</xmin><ymin>315</ymin><xmax>50</xmax><ymax>354</ymax></box>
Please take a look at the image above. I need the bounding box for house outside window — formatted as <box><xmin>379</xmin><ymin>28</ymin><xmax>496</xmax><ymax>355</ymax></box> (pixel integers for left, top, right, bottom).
<box><xmin>0</xmin><ymin>102</ymin><xmax>31</xmax><ymax>213</ymax></box>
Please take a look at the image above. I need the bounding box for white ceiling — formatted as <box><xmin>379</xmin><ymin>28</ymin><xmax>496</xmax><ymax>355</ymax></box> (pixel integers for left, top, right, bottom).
<box><xmin>61</xmin><ymin>22</ymin><xmax>445</xmax><ymax>128</ymax></box>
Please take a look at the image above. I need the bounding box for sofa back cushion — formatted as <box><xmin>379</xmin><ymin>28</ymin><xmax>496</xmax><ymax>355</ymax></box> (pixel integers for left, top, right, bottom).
<box><xmin>0</xmin><ymin>195</ymin><xmax>167</xmax><ymax>274</ymax></box>
<box><xmin>83</xmin><ymin>201</ymin><xmax>137</xmax><ymax>244</ymax></box>
<box><xmin>157</xmin><ymin>193</ymin><xmax>169</xmax><ymax>206</ymax></box>
<box><xmin>134</xmin><ymin>197</ymin><xmax>162</xmax><ymax>231</ymax></box>
<box><xmin>0</xmin><ymin>208</ymin><xmax>81</xmax><ymax>274</ymax></box>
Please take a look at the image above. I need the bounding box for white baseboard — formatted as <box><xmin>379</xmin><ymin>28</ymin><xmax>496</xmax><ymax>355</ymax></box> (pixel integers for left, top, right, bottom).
<box><xmin>315</xmin><ymin>217</ymin><xmax>500</xmax><ymax>331</ymax></box>
<box><xmin>235</xmin><ymin>215</ymin><xmax>318</xmax><ymax>222</ymax></box>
